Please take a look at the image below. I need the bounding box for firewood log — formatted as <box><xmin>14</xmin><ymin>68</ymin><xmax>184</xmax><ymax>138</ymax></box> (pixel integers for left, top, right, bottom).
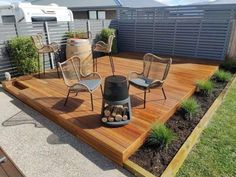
<box><xmin>108</xmin><ymin>117</ymin><xmax>115</xmax><ymax>122</ymax></box>
<box><xmin>115</xmin><ymin>106</ymin><xmax>123</xmax><ymax>121</ymax></box>
<box><xmin>122</xmin><ymin>107</ymin><xmax>129</xmax><ymax>121</ymax></box>
<box><xmin>111</xmin><ymin>105</ymin><xmax>123</xmax><ymax>117</ymax></box>
<box><xmin>101</xmin><ymin>117</ymin><xmax>108</xmax><ymax>123</ymax></box>
<box><xmin>104</xmin><ymin>105</ymin><xmax>113</xmax><ymax>117</ymax></box>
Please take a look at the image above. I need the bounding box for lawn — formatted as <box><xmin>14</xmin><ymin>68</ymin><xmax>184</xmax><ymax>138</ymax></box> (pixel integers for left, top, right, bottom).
<box><xmin>176</xmin><ymin>79</ymin><xmax>236</xmax><ymax>177</ymax></box>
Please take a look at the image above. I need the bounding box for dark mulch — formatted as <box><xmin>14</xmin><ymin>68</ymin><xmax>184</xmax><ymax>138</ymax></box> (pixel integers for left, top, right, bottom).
<box><xmin>130</xmin><ymin>79</ymin><xmax>228</xmax><ymax>177</ymax></box>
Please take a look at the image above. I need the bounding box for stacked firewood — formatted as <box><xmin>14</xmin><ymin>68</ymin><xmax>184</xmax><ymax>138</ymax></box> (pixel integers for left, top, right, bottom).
<box><xmin>101</xmin><ymin>105</ymin><xmax>129</xmax><ymax>123</ymax></box>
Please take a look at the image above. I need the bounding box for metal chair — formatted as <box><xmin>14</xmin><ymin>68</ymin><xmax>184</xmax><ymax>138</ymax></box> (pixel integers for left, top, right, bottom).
<box><xmin>93</xmin><ymin>34</ymin><xmax>115</xmax><ymax>75</ymax></box>
<box><xmin>31</xmin><ymin>33</ymin><xmax>61</xmax><ymax>78</ymax></box>
<box><xmin>58</xmin><ymin>56</ymin><xmax>103</xmax><ymax>110</ymax></box>
<box><xmin>128</xmin><ymin>53</ymin><xmax>172</xmax><ymax>108</ymax></box>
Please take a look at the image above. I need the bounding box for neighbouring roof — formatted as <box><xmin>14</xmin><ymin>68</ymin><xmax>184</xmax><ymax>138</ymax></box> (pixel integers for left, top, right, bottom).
<box><xmin>28</xmin><ymin>0</ymin><xmax>166</xmax><ymax>9</ymax></box>
<box><xmin>192</xmin><ymin>0</ymin><xmax>236</xmax><ymax>5</ymax></box>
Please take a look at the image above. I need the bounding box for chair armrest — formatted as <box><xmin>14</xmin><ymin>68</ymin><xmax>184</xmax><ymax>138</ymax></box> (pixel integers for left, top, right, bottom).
<box><xmin>128</xmin><ymin>71</ymin><xmax>143</xmax><ymax>80</ymax></box>
<box><xmin>149</xmin><ymin>79</ymin><xmax>164</xmax><ymax>88</ymax></box>
<box><xmin>38</xmin><ymin>45</ymin><xmax>54</xmax><ymax>53</ymax></box>
<box><xmin>82</xmin><ymin>72</ymin><xmax>102</xmax><ymax>81</ymax></box>
<box><xmin>96</xmin><ymin>41</ymin><xmax>107</xmax><ymax>46</ymax></box>
<box><xmin>49</xmin><ymin>42</ymin><xmax>59</xmax><ymax>52</ymax></box>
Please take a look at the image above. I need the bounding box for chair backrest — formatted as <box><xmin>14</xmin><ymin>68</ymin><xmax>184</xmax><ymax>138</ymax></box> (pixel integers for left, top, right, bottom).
<box><xmin>58</xmin><ymin>56</ymin><xmax>81</xmax><ymax>87</ymax></box>
<box><xmin>107</xmin><ymin>34</ymin><xmax>115</xmax><ymax>53</ymax></box>
<box><xmin>31</xmin><ymin>33</ymin><xmax>44</xmax><ymax>50</ymax></box>
<box><xmin>143</xmin><ymin>53</ymin><xmax>172</xmax><ymax>82</ymax></box>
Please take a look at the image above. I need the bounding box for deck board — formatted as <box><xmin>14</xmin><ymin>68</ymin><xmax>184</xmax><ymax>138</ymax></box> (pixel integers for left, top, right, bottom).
<box><xmin>2</xmin><ymin>53</ymin><xmax>219</xmax><ymax>165</ymax></box>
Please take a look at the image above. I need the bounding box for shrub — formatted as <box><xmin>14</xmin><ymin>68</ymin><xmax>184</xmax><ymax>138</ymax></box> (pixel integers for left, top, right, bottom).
<box><xmin>100</xmin><ymin>28</ymin><xmax>117</xmax><ymax>53</ymax></box>
<box><xmin>7</xmin><ymin>36</ymin><xmax>38</xmax><ymax>74</ymax></box>
<box><xmin>180</xmin><ymin>97</ymin><xmax>199</xmax><ymax>119</ymax></box>
<box><xmin>196</xmin><ymin>80</ymin><xmax>214</xmax><ymax>96</ymax></box>
<box><xmin>213</xmin><ymin>70</ymin><xmax>232</xmax><ymax>82</ymax></box>
<box><xmin>219</xmin><ymin>60</ymin><xmax>233</xmax><ymax>72</ymax></box>
<box><xmin>146</xmin><ymin>123</ymin><xmax>175</xmax><ymax>149</ymax></box>
<box><xmin>66</xmin><ymin>31</ymin><xmax>88</xmax><ymax>39</ymax></box>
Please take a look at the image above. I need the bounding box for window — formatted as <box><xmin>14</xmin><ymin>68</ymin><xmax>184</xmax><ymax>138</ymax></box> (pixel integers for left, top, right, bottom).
<box><xmin>1</xmin><ymin>15</ymin><xmax>16</xmax><ymax>23</ymax></box>
<box><xmin>98</xmin><ymin>11</ymin><xmax>106</xmax><ymax>19</ymax></box>
<box><xmin>89</xmin><ymin>11</ymin><xmax>97</xmax><ymax>19</ymax></box>
<box><xmin>31</xmin><ymin>17</ymin><xmax>57</xmax><ymax>22</ymax></box>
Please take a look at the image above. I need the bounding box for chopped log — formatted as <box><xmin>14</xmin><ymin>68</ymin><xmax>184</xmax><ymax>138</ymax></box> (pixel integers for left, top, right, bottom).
<box><xmin>104</xmin><ymin>105</ymin><xmax>113</xmax><ymax>117</ymax></box>
<box><xmin>108</xmin><ymin>117</ymin><xmax>115</xmax><ymax>122</ymax></box>
<box><xmin>115</xmin><ymin>114</ymin><xmax>122</xmax><ymax>121</ymax></box>
<box><xmin>101</xmin><ymin>117</ymin><xmax>108</xmax><ymax>123</ymax></box>
<box><xmin>122</xmin><ymin>107</ymin><xmax>129</xmax><ymax>121</ymax></box>
<box><xmin>111</xmin><ymin>105</ymin><xmax>123</xmax><ymax>117</ymax></box>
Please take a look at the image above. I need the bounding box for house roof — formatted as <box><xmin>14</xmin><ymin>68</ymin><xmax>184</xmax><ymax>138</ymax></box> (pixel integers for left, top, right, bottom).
<box><xmin>29</xmin><ymin>0</ymin><xmax>166</xmax><ymax>9</ymax></box>
<box><xmin>192</xmin><ymin>0</ymin><xmax>236</xmax><ymax>5</ymax></box>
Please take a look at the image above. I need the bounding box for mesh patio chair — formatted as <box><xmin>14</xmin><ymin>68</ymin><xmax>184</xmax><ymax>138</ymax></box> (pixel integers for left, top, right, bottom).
<box><xmin>58</xmin><ymin>56</ymin><xmax>103</xmax><ymax>110</ymax></box>
<box><xmin>93</xmin><ymin>34</ymin><xmax>115</xmax><ymax>75</ymax></box>
<box><xmin>128</xmin><ymin>53</ymin><xmax>172</xmax><ymax>108</ymax></box>
<box><xmin>31</xmin><ymin>33</ymin><xmax>61</xmax><ymax>78</ymax></box>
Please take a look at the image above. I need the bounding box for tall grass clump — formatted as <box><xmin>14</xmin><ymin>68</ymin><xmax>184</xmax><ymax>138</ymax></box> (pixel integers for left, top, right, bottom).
<box><xmin>196</xmin><ymin>80</ymin><xmax>214</xmax><ymax>96</ymax></box>
<box><xmin>146</xmin><ymin>123</ymin><xmax>175</xmax><ymax>149</ymax></box>
<box><xmin>213</xmin><ymin>70</ymin><xmax>232</xmax><ymax>82</ymax></box>
<box><xmin>180</xmin><ymin>97</ymin><xmax>199</xmax><ymax>119</ymax></box>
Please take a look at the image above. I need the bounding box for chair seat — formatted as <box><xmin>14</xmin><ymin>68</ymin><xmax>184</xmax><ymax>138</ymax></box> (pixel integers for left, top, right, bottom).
<box><xmin>71</xmin><ymin>79</ymin><xmax>101</xmax><ymax>92</ymax></box>
<box><xmin>129</xmin><ymin>78</ymin><xmax>153</xmax><ymax>88</ymax></box>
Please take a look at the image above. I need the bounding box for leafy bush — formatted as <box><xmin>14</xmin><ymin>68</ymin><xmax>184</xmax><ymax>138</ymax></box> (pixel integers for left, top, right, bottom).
<box><xmin>66</xmin><ymin>31</ymin><xmax>89</xmax><ymax>39</ymax></box>
<box><xmin>196</xmin><ymin>80</ymin><xmax>214</xmax><ymax>96</ymax></box>
<box><xmin>213</xmin><ymin>70</ymin><xmax>232</xmax><ymax>82</ymax></box>
<box><xmin>100</xmin><ymin>28</ymin><xmax>117</xmax><ymax>53</ymax></box>
<box><xmin>146</xmin><ymin>123</ymin><xmax>175</xmax><ymax>149</ymax></box>
<box><xmin>7</xmin><ymin>36</ymin><xmax>38</xmax><ymax>74</ymax></box>
<box><xmin>180</xmin><ymin>97</ymin><xmax>199</xmax><ymax>119</ymax></box>
<box><xmin>219</xmin><ymin>60</ymin><xmax>233</xmax><ymax>72</ymax></box>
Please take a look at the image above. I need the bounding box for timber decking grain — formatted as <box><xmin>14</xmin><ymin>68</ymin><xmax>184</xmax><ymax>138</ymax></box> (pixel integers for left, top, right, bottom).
<box><xmin>0</xmin><ymin>147</ymin><xmax>25</xmax><ymax>177</ymax></box>
<box><xmin>2</xmin><ymin>52</ymin><xmax>219</xmax><ymax>165</ymax></box>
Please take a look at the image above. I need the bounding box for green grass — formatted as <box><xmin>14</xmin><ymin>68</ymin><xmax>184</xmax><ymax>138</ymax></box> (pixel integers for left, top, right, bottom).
<box><xmin>176</xmin><ymin>80</ymin><xmax>236</xmax><ymax>177</ymax></box>
<box><xmin>196</xmin><ymin>80</ymin><xmax>214</xmax><ymax>96</ymax></box>
<box><xmin>214</xmin><ymin>70</ymin><xmax>232</xmax><ymax>82</ymax></box>
<box><xmin>180</xmin><ymin>97</ymin><xmax>199</xmax><ymax>119</ymax></box>
<box><xmin>146</xmin><ymin>123</ymin><xmax>175</xmax><ymax>149</ymax></box>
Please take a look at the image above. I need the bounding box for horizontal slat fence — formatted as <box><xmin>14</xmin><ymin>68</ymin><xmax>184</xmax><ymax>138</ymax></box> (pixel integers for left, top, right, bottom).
<box><xmin>0</xmin><ymin>20</ymin><xmax>117</xmax><ymax>81</ymax></box>
<box><xmin>117</xmin><ymin>4</ymin><xmax>236</xmax><ymax>60</ymax></box>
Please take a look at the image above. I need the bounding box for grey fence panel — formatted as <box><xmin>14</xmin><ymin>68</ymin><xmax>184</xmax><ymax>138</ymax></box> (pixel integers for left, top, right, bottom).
<box><xmin>117</xmin><ymin>5</ymin><xmax>236</xmax><ymax>60</ymax></box>
<box><xmin>0</xmin><ymin>20</ymin><xmax>117</xmax><ymax>81</ymax></box>
<box><xmin>0</xmin><ymin>23</ymin><xmax>18</xmax><ymax>80</ymax></box>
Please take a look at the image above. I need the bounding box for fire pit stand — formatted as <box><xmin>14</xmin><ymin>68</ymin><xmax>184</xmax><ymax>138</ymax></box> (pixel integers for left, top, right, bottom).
<box><xmin>101</xmin><ymin>75</ymin><xmax>132</xmax><ymax>127</ymax></box>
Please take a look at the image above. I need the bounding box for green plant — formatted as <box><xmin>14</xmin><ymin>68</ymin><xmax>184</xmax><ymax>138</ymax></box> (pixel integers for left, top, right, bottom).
<box><xmin>146</xmin><ymin>123</ymin><xmax>175</xmax><ymax>149</ymax></box>
<box><xmin>7</xmin><ymin>36</ymin><xmax>38</xmax><ymax>74</ymax></box>
<box><xmin>100</xmin><ymin>28</ymin><xmax>117</xmax><ymax>53</ymax></box>
<box><xmin>66</xmin><ymin>31</ymin><xmax>88</xmax><ymax>39</ymax></box>
<box><xmin>196</xmin><ymin>80</ymin><xmax>214</xmax><ymax>96</ymax></box>
<box><xmin>213</xmin><ymin>70</ymin><xmax>232</xmax><ymax>82</ymax></box>
<box><xmin>180</xmin><ymin>97</ymin><xmax>199</xmax><ymax>119</ymax></box>
<box><xmin>219</xmin><ymin>60</ymin><xmax>233</xmax><ymax>71</ymax></box>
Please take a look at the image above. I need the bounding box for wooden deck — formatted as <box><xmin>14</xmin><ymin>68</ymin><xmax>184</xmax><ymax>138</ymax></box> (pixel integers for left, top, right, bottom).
<box><xmin>2</xmin><ymin>53</ymin><xmax>219</xmax><ymax>165</ymax></box>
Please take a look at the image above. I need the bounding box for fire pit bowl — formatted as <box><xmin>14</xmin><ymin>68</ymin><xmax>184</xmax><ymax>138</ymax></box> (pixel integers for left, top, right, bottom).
<box><xmin>101</xmin><ymin>75</ymin><xmax>132</xmax><ymax>127</ymax></box>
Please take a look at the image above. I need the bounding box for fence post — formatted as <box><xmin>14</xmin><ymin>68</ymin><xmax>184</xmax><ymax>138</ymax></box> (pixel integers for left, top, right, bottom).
<box><xmin>44</xmin><ymin>21</ymin><xmax>55</xmax><ymax>69</ymax></box>
<box><xmin>87</xmin><ymin>20</ymin><xmax>91</xmax><ymax>32</ymax></box>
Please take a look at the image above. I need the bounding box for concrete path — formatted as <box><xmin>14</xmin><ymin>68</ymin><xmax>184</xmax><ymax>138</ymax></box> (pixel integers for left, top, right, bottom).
<box><xmin>0</xmin><ymin>86</ymin><xmax>132</xmax><ymax>177</ymax></box>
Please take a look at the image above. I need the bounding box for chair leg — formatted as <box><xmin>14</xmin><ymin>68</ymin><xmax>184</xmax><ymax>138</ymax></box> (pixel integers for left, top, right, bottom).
<box><xmin>100</xmin><ymin>84</ymin><xmax>103</xmax><ymax>96</ymax></box>
<box><xmin>55</xmin><ymin>52</ymin><xmax>60</xmax><ymax>78</ymax></box>
<box><xmin>144</xmin><ymin>89</ymin><xmax>147</xmax><ymax>108</ymax></box>
<box><xmin>43</xmin><ymin>54</ymin><xmax>46</xmax><ymax>76</ymax></box>
<box><xmin>109</xmin><ymin>53</ymin><xmax>115</xmax><ymax>75</ymax></box>
<box><xmin>75</xmin><ymin>92</ymin><xmax>79</xmax><ymax>96</ymax></box>
<box><xmin>90</xmin><ymin>93</ymin><xmax>94</xmax><ymax>111</ymax></box>
<box><xmin>64</xmin><ymin>90</ymin><xmax>70</xmax><ymax>106</ymax></box>
<box><xmin>38</xmin><ymin>53</ymin><xmax>41</xmax><ymax>78</ymax></box>
<box><xmin>162</xmin><ymin>87</ymin><xmax>167</xmax><ymax>100</ymax></box>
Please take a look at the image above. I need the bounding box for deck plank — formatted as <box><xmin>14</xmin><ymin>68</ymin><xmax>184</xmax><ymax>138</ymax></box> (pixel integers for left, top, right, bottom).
<box><xmin>2</xmin><ymin>52</ymin><xmax>219</xmax><ymax>165</ymax></box>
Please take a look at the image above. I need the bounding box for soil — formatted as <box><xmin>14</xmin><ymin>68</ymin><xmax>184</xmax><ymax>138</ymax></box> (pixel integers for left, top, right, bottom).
<box><xmin>129</xmin><ymin>79</ymin><xmax>228</xmax><ymax>177</ymax></box>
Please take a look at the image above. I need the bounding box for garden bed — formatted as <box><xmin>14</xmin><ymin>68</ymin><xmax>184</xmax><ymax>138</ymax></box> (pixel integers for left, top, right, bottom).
<box><xmin>129</xmin><ymin>74</ymin><xmax>233</xmax><ymax>177</ymax></box>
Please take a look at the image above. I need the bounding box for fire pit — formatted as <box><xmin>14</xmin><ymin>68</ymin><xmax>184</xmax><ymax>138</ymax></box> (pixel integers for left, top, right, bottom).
<box><xmin>101</xmin><ymin>75</ymin><xmax>132</xmax><ymax>126</ymax></box>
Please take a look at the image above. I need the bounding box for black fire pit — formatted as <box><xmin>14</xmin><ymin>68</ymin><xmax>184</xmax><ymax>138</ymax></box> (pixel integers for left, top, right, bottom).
<box><xmin>101</xmin><ymin>75</ymin><xmax>132</xmax><ymax>126</ymax></box>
